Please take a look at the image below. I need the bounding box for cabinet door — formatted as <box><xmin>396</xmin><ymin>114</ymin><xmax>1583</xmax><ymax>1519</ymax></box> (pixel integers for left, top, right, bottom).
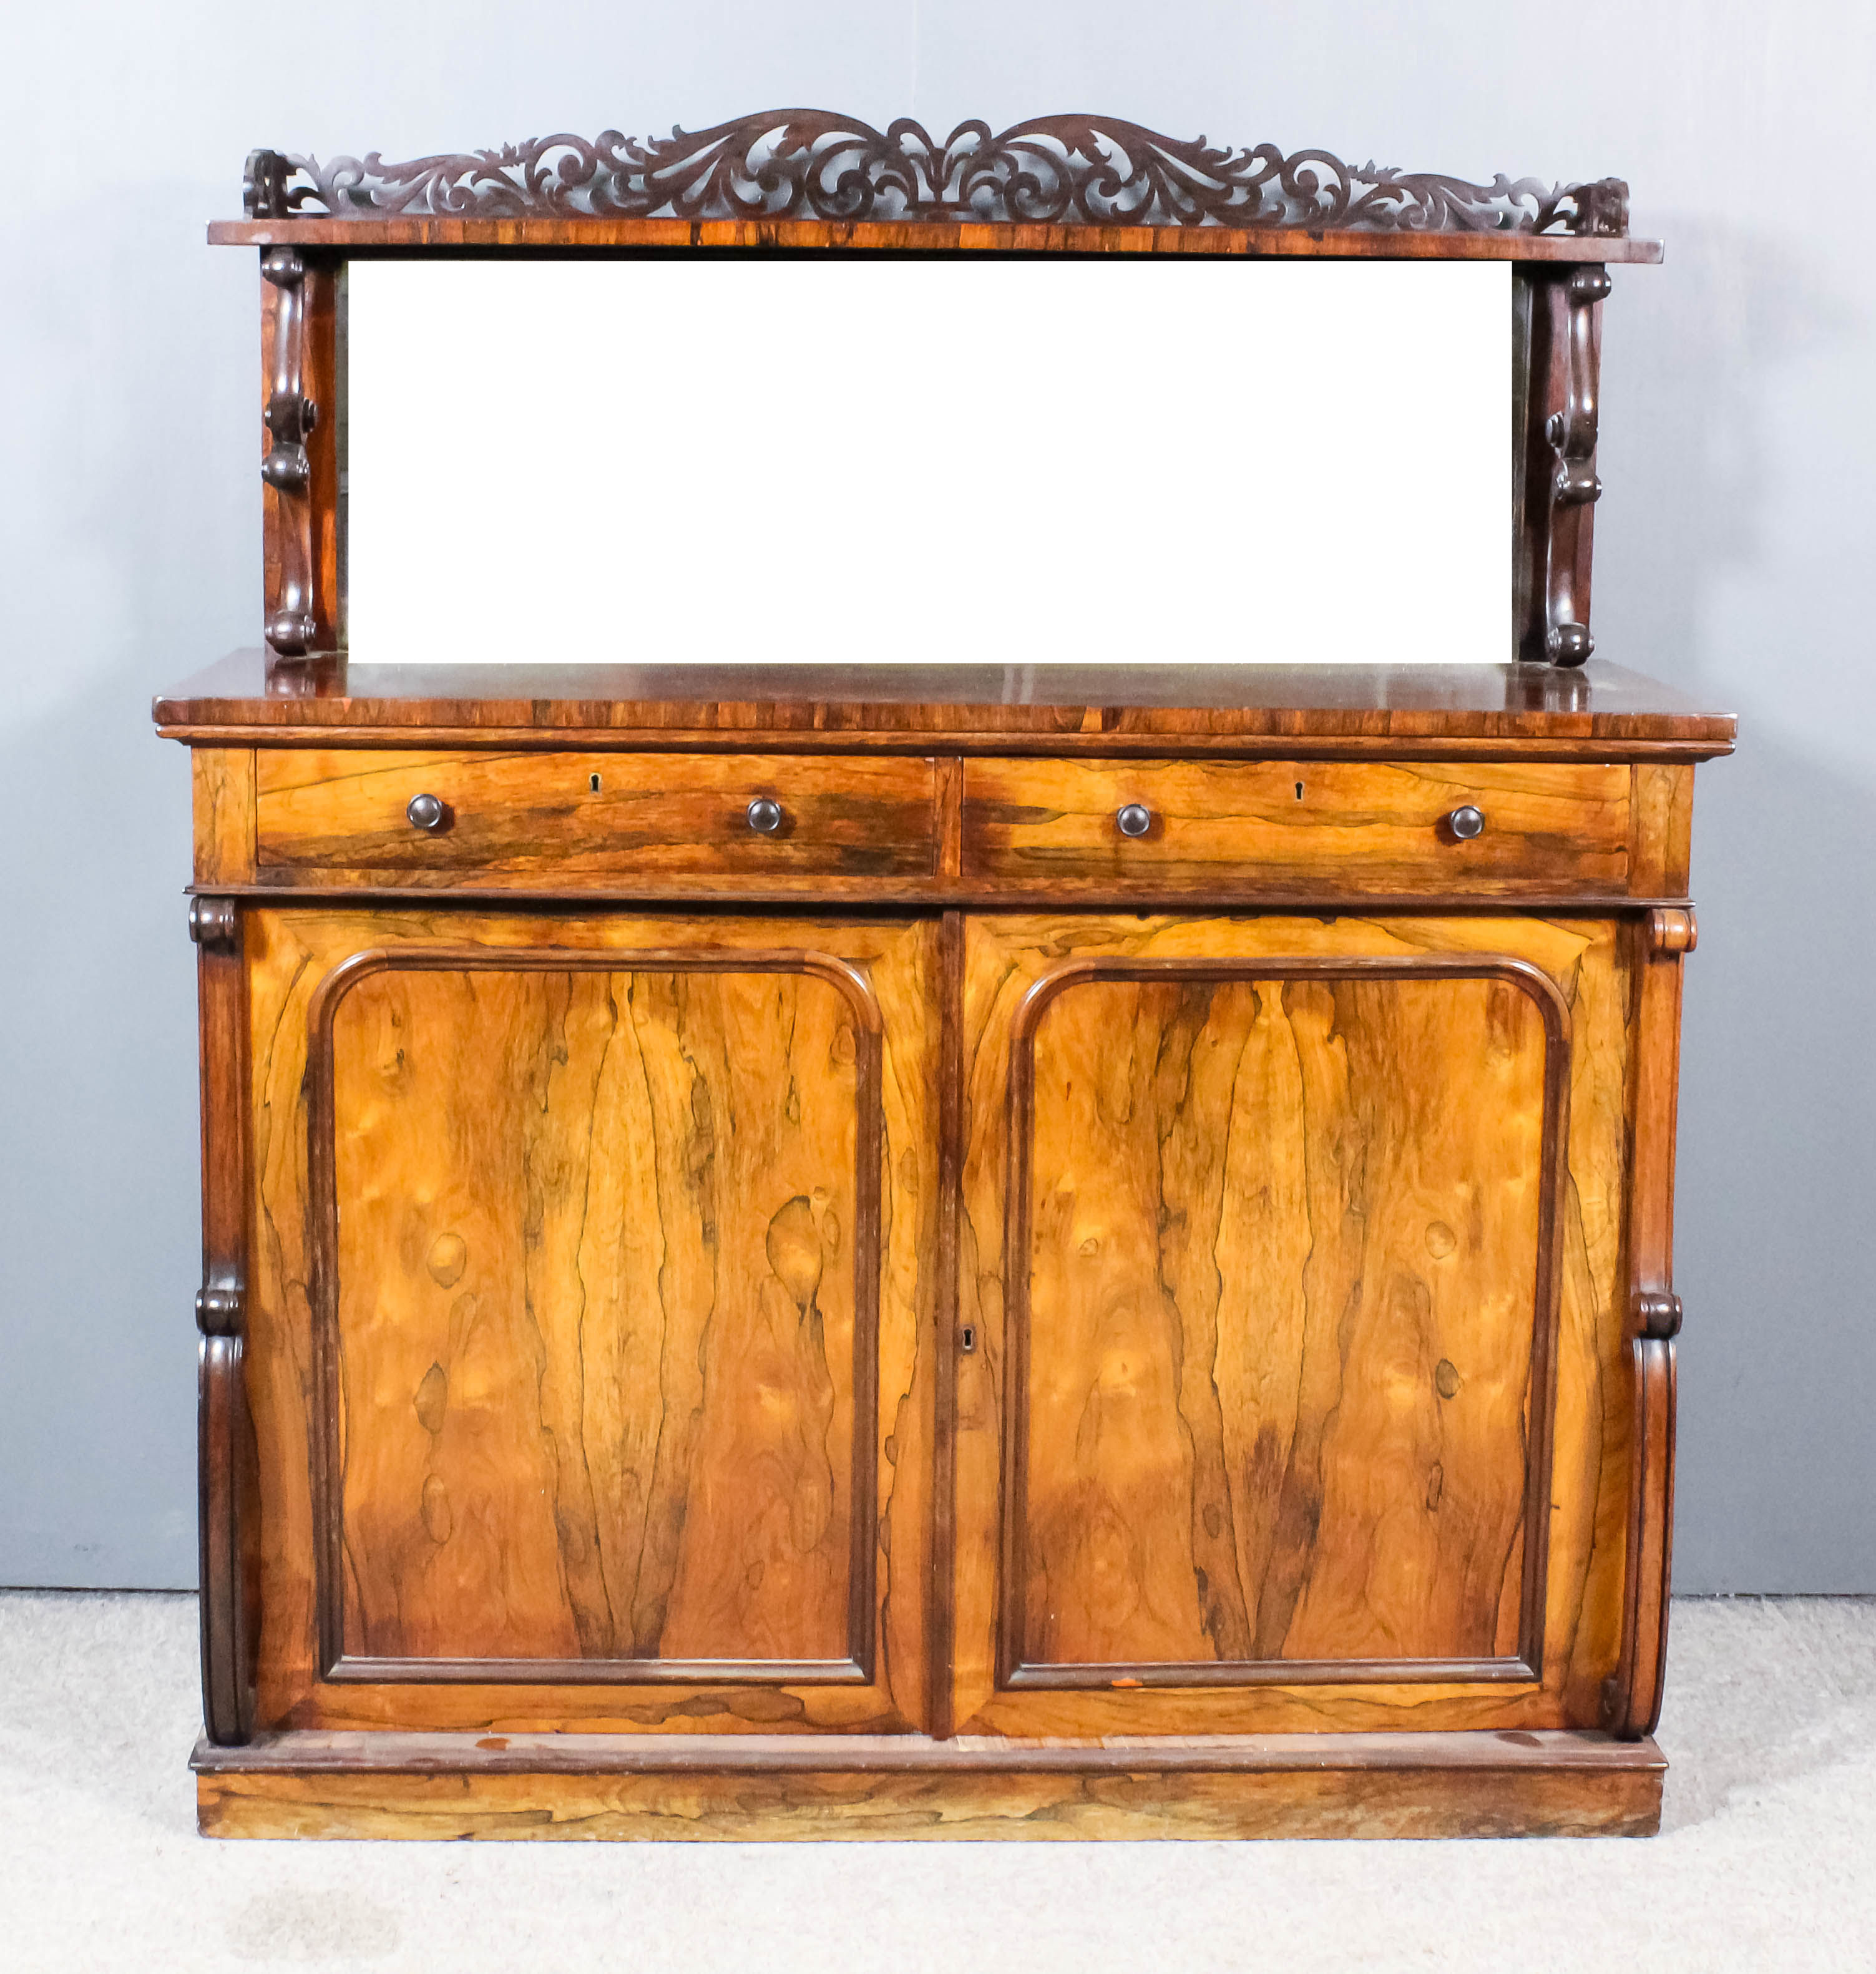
<box><xmin>955</xmin><ymin>913</ymin><xmax>1633</xmax><ymax>1737</ymax></box>
<box><xmin>246</xmin><ymin>907</ymin><xmax>937</xmax><ymax>1734</ymax></box>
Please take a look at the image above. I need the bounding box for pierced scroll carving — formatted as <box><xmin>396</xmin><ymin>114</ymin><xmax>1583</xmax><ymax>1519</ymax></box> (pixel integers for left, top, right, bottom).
<box><xmin>240</xmin><ymin>116</ymin><xmax>1629</xmax><ymax>234</ymax></box>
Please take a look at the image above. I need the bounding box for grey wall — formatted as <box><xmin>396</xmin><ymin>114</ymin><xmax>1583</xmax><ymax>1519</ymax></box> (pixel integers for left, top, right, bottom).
<box><xmin>2</xmin><ymin>1</ymin><xmax>1870</xmax><ymax>1590</ymax></box>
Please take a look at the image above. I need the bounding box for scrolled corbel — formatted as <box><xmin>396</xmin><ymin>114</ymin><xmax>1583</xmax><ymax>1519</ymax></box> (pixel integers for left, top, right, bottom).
<box><xmin>1646</xmin><ymin>907</ymin><xmax>1698</xmax><ymax>957</ymax></box>
<box><xmin>188</xmin><ymin>895</ymin><xmax>240</xmax><ymax>952</ymax></box>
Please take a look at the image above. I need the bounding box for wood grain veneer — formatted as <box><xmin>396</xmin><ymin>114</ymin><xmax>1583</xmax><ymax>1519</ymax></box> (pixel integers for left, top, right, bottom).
<box><xmin>194</xmin><ymin>1728</ymin><xmax>1664</xmax><ymax>1839</ymax></box>
<box><xmin>308</xmin><ymin>947</ymin><xmax>883</xmax><ymax>1685</ymax></box>
<box><xmin>247</xmin><ymin>908</ymin><xmax>937</xmax><ymax>1736</ymax></box>
<box><xmin>954</xmin><ymin>912</ymin><xmax>1631</xmax><ymax>1741</ymax></box>
<box><xmin>962</xmin><ymin>757</ymin><xmax>1631</xmax><ymax>894</ymax></box>
<box><xmin>255</xmin><ymin>750</ymin><xmax>939</xmax><ymax>884</ymax></box>
<box><xmin>997</xmin><ymin>954</ymin><xmax>1568</xmax><ymax>1688</ymax></box>
<box><xmin>165</xmin><ymin>658</ymin><xmax>1723</xmax><ymax>1837</ymax></box>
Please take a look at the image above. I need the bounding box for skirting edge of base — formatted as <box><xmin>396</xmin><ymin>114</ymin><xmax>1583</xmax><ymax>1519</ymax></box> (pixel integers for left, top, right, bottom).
<box><xmin>193</xmin><ymin>1728</ymin><xmax>1664</xmax><ymax>1840</ymax></box>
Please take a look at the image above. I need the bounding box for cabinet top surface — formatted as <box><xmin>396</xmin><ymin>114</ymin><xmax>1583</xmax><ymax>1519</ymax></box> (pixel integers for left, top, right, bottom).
<box><xmin>152</xmin><ymin>654</ymin><xmax>1736</xmax><ymax>757</ymax></box>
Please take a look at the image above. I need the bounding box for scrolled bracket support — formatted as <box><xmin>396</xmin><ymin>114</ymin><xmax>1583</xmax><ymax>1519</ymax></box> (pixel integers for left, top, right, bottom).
<box><xmin>260</xmin><ymin>245</ymin><xmax>320</xmax><ymax>658</ymax></box>
<box><xmin>1540</xmin><ymin>263</ymin><xmax>1611</xmax><ymax>667</ymax></box>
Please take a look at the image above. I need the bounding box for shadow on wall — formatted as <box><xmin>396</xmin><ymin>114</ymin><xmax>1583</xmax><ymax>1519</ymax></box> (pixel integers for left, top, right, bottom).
<box><xmin>2</xmin><ymin>198</ymin><xmax>1871</xmax><ymax>1593</ymax></box>
<box><xmin>1607</xmin><ymin>217</ymin><xmax>1876</xmax><ymax>1591</ymax></box>
<box><xmin>0</xmin><ymin>653</ymin><xmax>198</xmax><ymax>1588</ymax></box>
<box><xmin>0</xmin><ymin>176</ymin><xmax>248</xmax><ymax>1587</ymax></box>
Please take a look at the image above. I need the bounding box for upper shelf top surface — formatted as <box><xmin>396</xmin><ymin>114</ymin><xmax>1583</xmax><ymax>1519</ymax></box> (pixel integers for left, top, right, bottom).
<box><xmin>208</xmin><ymin>215</ymin><xmax>1662</xmax><ymax>261</ymax></box>
<box><xmin>152</xmin><ymin>655</ymin><xmax>1736</xmax><ymax>756</ymax></box>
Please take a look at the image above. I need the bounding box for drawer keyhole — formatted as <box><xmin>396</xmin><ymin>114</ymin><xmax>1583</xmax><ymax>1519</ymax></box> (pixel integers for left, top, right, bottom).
<box><xmin>589</xmin><ymin>773</ymin><xmax>601</xmax><ymax>793</ymax></box>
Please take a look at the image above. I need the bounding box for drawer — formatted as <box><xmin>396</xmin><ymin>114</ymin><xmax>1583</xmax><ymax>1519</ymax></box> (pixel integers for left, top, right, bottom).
<box><xmin>961</xmin><ymin>757</ymin><xmax>1633</xmax><ymax>894</ymax></box>
<box><xmin>255</xmin><ymin>750</ymin><xmax>938</xmax><ymax>884</ymax></box>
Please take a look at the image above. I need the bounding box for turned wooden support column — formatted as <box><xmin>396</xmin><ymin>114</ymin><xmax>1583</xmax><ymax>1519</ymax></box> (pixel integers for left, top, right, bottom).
<box><xmin>1521</xmin><ymin>263</ymin><xmax>1611</xmax><ymax>666</ymax></box>
<box><xmin>257</xmin><ymin>240</ymin><xmax>338</xmax><ymax>661</ymax></box>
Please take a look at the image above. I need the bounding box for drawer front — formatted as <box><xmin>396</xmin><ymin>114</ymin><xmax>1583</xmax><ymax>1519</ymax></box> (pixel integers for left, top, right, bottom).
<box><xmin>961</xmin><ymin>758</ymin><xmax>1633</xmax><ymax>895</ymax></box>
<box><xmin>255</xmin><ymin>750</ymin><xmax>938</xmax><ymax>884</ymax></box>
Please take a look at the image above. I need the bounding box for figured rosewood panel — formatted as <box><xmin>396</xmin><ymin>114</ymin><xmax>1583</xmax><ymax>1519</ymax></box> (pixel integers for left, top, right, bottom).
<box><xmin>246</xmin><ymin>908</ymin><xmax>938</xmax><ymax>1734</ymax></box>
<box><xmin>1002</xmin><ymin>959</ymin><xmax>1565</xmax><ymax>1687</ymax></box>
<box><xmin>955</xmin><ymin>913</ymin><xmax>1635</xmax><ymax>1739</ymax></box>
<box><xmin>190</xmin><ymin>749</ymin><xmax>257</xmax><ymax>886</ymax></box>
<box><xmin>962</xmin><ymin>758</ymin><xmax>1632</xmax><ymax>894</ymax></box>
<box><xmin>254</xmin><ymin>750</ymin><xmax>937</xmax><ymax>884</ymax></box>
<box><xmin>311</xmin><ymin>949</ymin><xmax>880</xmax><ymax>1682</ymax></box>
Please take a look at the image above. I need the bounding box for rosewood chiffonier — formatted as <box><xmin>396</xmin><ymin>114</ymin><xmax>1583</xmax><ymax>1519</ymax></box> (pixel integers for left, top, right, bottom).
<box><xmin>157</xmin><ymin>115</ymin><xmax>1734</xmax><ymax>1839</ymax></box>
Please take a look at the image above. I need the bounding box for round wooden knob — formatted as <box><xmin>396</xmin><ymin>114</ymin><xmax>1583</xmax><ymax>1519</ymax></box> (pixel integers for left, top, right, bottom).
<box><xmin>746</xmin><ymin>796</ymin><xmax>783</xmax><ymax>834</ymax></box>
<box><xmin>1447</xmin><ymin>804</ymin><xmax>1485</xmax><ymax>841</ymax></box>
<box><xmin>1116</xmin><ymin>803</ymin><xmax>1152</xmax><ymax>839</ymax></box>
<box><xmin>406</xmin><ymin>792</ymin><xmax>446</xmax><ymax>832</ymax></box>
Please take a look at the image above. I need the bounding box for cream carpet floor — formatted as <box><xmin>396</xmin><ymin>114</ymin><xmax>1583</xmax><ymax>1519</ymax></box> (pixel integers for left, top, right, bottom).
<box><xmin>1</xmin><ymin>1591</ymin><xmax>1871</xmax><ymax>1973</ymax></box>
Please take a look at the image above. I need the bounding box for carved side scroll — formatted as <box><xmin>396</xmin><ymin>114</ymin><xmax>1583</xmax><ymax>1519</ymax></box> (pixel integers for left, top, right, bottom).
<box><xmin>239</xmin><ymin>118</ymin><xmax>1629</xmax><ymax>234</ymax></box>
<box><xmin>1613</xmin><ymin>907</ymin><xmax>1693</xmax><ymax>1739</ymax></box>
<box><xmin>192</xmin><ymin>895</ymin><xmax>258</xmax><ymax>1745</ymax></box>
